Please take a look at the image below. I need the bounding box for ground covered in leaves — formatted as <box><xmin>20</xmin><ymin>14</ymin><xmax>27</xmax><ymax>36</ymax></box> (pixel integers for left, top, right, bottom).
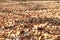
<box><xmin>0</xmin><ymin>1</ymin><xmax>60</xmax><ymax>40</ymax></box>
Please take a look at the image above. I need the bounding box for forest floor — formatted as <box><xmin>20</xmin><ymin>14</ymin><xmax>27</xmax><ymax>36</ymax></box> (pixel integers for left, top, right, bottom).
<box><xmin>0</xmin><ymin>1</ymin><xmax>60</xmax><ymax>40</ymax></box>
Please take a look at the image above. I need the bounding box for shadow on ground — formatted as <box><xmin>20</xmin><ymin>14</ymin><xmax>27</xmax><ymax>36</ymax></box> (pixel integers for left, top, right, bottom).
<box><xmin>25</xmin><ymin>17</ymin><xmax>60</xmax><ymax>26</ymax></box>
